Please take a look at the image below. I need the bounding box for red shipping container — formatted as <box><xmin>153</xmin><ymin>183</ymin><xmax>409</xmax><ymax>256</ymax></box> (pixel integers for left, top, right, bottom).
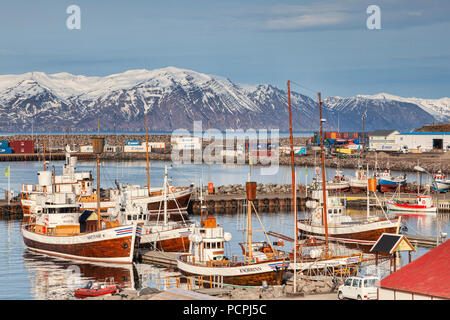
<box><xmin>11</xmin><ymin>146</ymin><xmax>34</xmax><ymax>154</ymax></box>
<box><xmin>9</xmin><ymin>140</ymin><xmax>34</xmax><ymax>148</ymax></box>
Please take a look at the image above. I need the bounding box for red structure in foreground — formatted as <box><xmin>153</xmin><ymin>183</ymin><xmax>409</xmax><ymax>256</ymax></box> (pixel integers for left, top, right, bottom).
<box><xmin>379</xmin><ymin>240</ymin><xmax>450</xmax><ymax>300</ymax></box>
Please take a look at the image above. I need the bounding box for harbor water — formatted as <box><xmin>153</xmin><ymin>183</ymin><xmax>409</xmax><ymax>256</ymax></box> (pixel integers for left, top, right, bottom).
<box><xmin>0</xmin><ymin>160</ymin><xmax>448</xmax><ymax>299</ymax></box>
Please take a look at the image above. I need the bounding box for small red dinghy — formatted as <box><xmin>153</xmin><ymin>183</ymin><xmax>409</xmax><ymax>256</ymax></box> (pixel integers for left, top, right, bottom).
<box><xmin>74</xmin><ymin>280</ymin><xmax>121</xmax><ymax>299</ymax></box>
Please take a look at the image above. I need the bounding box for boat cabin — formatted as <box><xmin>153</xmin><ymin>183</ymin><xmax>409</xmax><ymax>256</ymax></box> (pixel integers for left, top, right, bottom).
<box><xmin>187</xmin><ymin>214</ymin><xmax>232</xmax><ymax>264</ymax></box>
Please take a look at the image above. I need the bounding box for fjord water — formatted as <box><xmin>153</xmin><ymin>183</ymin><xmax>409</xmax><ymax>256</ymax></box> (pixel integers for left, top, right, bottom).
<box><xmin>0</xmin><ymin>160</ymin><xmax>448</xmax><ymax>299</ymax></box>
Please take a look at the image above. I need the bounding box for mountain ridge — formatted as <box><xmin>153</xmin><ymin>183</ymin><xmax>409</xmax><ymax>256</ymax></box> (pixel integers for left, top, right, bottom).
<box><xmin>0</xmin><ymin>67</ymin><xmax>448</xmax><ymax>132</ymax></box>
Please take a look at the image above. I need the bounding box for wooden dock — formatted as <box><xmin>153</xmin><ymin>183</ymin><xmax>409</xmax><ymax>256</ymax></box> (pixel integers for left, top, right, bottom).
<box><xmin>140</xmin><ymin>250</ymin><xmax>179</xmax><ymax>267</ymax></box>
<box><xmin>0</xmin><ymin>200</ymin><xmax>22</xmax><ymax>218</ymax></box>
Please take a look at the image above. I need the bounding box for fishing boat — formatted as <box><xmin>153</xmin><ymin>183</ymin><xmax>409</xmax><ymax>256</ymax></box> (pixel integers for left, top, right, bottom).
<box><xmin>21</xmin><ymin>137</ymin><xmax>141</xmax><ymax>264</ymax></box>
<box><xmin>21</xmin><ymin>193</ymin><xmax>141</xmax><ymax>264</ymax></box>
<box><xmin>311</xmin><ymin>169</ymin><xmax>350</xmax><ymax>192</ymax></box>
<box><xmin>349</xmin><ymin>165</ymin><xmax>369</xmax><ymax>193</ymax></box>
<box><xmin>296</xmin><ymin>91</ymin><xmax>401</xmax><ymax>247</ymax></box>
<box><xmin>299</xmin><ymin>191</ymin><xmax>401</xmax><ymax>246</ymax></box>
<box><xmin>20</xmin><ymin>146</ymin><xmax>194</xmax><ymax>223</ymax></box>
<box><xmin>377</xmin><ymin>170</ymin><xmax>406</xmax><ymax>193</ymax></box>
<box><xmin>432</xmin><ymin>170</ymin><xmax>450</xmax><ymax>193</ymax></box>
<box><xmin>177</xmin><ymin>182</ymin><xmax>289</xmax><ymax>286</ymax></box>
<box><xmin>109</xmin><ymin>166</ymin><xmax>195</xmax><ymax>251</ymax></box>
<box><xmin>386</xmin><ymin>196</ymin><xmax>437</xmax><ymax>215</ymax></box>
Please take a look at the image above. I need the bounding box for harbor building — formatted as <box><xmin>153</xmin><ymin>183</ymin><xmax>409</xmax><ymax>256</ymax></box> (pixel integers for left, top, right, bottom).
<box><xmin>368</xmin><ymin>130</ymin><xmax>399</xmax><ymax>151</ymax></box>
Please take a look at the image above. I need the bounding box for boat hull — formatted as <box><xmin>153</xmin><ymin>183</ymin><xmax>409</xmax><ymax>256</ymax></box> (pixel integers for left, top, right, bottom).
<box><xmin>349</xmin><ymin>181</ymin><xmax>367</xmax><ymax>193</ymax></box>
<box><xmin>378</xmin><ymin>179</ymin><xmax>406</xmax><ymax>193</ymax></box>
<box><xmin>21</xmin><ymin>224</ymin><xmax>140</xmax><ymax>264</ymax></box>
<box><xmin>433</xmin><ymin>181</ymin><xmax>450</xmax><ymax>193</ymax></box>
<box><xmin>139</xmin><ymin>226</ymin><xmax>193</xmax><ymax>252</ymax></box>
<box><xmin>297</xmin><ymin>218</ymin><xmax>401</xmax><ymax>246</ymax></box>
<box><xmin>386</xmin><ymin>201</ymin><xmax>437</xmax><ymax>214</ymax></box>
<box><xmin>177</xmin><ymin>257</ymin><xmax>289</xmax><ymax>286</ymax></box>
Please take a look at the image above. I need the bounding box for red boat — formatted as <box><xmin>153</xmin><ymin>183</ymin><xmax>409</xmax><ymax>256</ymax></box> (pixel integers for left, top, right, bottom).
<box><xmin>74</xmin><ymin>280</ymin><xmax>121</xmax><ymax>299</ymax></box>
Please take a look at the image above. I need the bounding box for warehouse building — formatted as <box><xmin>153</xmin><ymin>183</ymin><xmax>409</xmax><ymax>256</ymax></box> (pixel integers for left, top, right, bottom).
<box><xmin>395</xmin><ymin>132</ymin><xmax>450</xmax><ymax>152</ymax></box>
<box><xmin>368</xmin><ymin>130</ymin><xmax>399</xmax><ymax>151</ymax></box>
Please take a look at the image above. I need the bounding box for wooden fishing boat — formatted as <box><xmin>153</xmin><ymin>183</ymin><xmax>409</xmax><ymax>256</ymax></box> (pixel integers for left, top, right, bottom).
<box><xmin>21</xmin><ymin>137</ymin><xmax>141</xmax><ymax>264</ymax></box>
<box><xmin>294</xmin><ymin>89</ymin><xmax>401</xmax><ymax>248</ymax></box>
<box><xmin>299</xmin><ymin>193</ymin><xmax>401</xmax><ymax>246</ymax></box>
<box><xmin>110</xmin><ymin>166</ymin><xmax>195</xmax><ymax>252</ymax></box>
<box><xmin>21</xmin><ymin>147</ymin><xmax>193</xmax><ymax>223</ymax></box>
<box><xmin>284</xmin><ymin>85</ymin><xmax>362</xmax><ymax>276</ymax></box>
<box><xmin>177</xmin><ymin>183</ymin><xmax>289</xmax><ymax>286</ymax></box>
<box><xmin>21</xmin><ymin>198</ymin><xmax>141</xmax><ymax>264</ymax></box>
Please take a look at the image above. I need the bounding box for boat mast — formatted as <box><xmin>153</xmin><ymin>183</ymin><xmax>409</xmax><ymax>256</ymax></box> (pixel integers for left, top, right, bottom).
<box><xmin>287</xmin><ymin>80</ymin><xmax>298</xmax><ymax>293</ymax></box>
<box><xmin>163</xmin><ymin>165</ymin><xmax>168</xmax><ymax>225</ymax></box>
<box><xmin>43</xmin><ymin>140</ymin><xmax>46</xmax><ymax>171</ymax></box>
<box><xmin>318</xmin><ymin>92</ymin><xmax>329</xmax><ymax>250</ymax></box>
<box><xmin>92</xmin><ymin>137</ymin><xmax>104</xmax><ymax>231</ymax></box>
<box><xmin>145</xmin><ymin>111</ymin><xmax>150</xmax><ymax>196</ymax></box>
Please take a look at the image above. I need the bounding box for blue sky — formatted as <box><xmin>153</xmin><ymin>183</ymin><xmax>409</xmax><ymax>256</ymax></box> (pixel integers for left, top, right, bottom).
<box><xmin>0</xmin><ymin>0</ymin><xmax>449</xmax><ymax>99</ymax></box>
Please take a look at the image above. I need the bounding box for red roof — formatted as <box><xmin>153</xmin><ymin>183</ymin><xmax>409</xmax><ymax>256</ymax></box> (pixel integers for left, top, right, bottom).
<box><xmin>380</xmin><ymin>240</ymin><xmax>450</xmax><ymax>299</ymax></box>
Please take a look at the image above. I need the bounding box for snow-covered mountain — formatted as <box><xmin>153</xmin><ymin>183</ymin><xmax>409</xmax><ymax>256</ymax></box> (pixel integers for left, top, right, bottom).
<box><xmin>0</xmin><ymin>67</ymin><xmax>448</xmax><ymax>132</ymax></box>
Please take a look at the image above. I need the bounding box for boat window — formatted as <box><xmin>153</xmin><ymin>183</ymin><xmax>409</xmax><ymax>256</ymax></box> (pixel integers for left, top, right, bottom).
<box><xmin>143</xmin><ymin>215</ymin><xmax>147</xmax><ymax>220</ymax></box>
<box><xmin>211</xmin><ymin>242</ymin><xmax>216</xmax><ymax>249</ymax></box>
<box><xmin>328</xmin><ymin>209</ymin><xmax>332</xmax><ymax>214</ymax></box>
<box><xmin>133</xmin><ymin>215</ymin><xmax>137</xmax><ymax>221</ymax></box>
<box><xmin>338</xmin><ymin>209</ymin><xmax>341</xmax><ymax>214</ymax></box>
<box><xmin>138</xmin><ymin>214</ymin><xmax>142</xmax><ymax>220</ymax></box>
<box><xmin>352</xmin><ymin>279</ymin><xmax>360</xmax><ymax>287</ymax></box>
<box><xmin>127</xmin><ymin>215</ymin><xmax>131</xmax><ymax>220</ymax></box>
<box><xmin>344</xmin><ymin>279</ymin><xmax>352</xmax><ymax>286</ymax></box>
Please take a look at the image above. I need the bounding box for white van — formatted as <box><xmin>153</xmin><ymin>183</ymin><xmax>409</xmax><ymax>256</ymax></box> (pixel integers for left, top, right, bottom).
<box><xmin>338</xmin><ymin>276</ymin><xmax>379</xmax><ymax>300</ymax></box>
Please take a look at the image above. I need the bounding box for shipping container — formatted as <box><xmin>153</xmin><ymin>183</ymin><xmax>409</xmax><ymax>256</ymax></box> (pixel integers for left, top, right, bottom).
<box><xmin>0</xmin><ymin>147</ymin><xmax>12</xmax><ymax>154</ymax></box>
<box><xmin>9</xmin><ymin>140</ymin><xmax>34</xmax><ymax>147</ymax></box>
<box><xmin>12</xmin><ymin>146</ymin><xmax>34</xmax><ymax>154</ymax></box>
<box><xmin>325</xmin><ymin>132</ymin><xmax>331</xmax><ymax>139</ymax></box>
<box><xmin>330</xmin><ymin>132</ymin><xmax>337</xmax><ymax>139</ymax></box>
<box><xmin>80</xmin><ymin>145</ymin><xmax>93</xmax><ymax>153</ymax></box>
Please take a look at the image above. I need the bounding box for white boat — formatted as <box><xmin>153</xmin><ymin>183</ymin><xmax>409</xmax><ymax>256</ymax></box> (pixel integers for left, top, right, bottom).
<box><xmin>299</xmin><ymin>190</ymin><xmax>401</xmax><ymax>246</ymax></box>
<box><xmin>20</xmin><ymin>146</ymin><xmax>193</xmax><ymax>223</ymax></box>
<box><xmin>349</xmin><ymin>166</ymin><xmax>369</xmax><ymax>193</ymax></box>
<box><xmin>109</xmin><ymin>166</ymin><xmax>195</xmax><ymax>251</ymax></box>
<box><xmin>386</xmin><ymin>196</ymin><xmax>437</xmax><ymax>215</ymax></box>
<box><xmin>311</xmin><ymin>169</ymin><xmax>350</xmax><ymax>192</ymax></box>
<box><xmin>432</xmin><ymin>171</ymin><xmax>450</xmax><ymax>193</ymax></box>
<box><xmin>177</xmin><ymin>212</ymin><xmax>289</xmax><ymax>286</ymax></box>
<box><xmin>21</xmin><ymin>190</ymin><xmax>141</xmax><ymax>264</ymax></box>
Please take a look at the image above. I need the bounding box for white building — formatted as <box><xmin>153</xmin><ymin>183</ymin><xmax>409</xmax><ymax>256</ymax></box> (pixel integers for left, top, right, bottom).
<box><xmin>395</xmin><ymin>132</ymin><xmax>450</xmax><ymax>152</ymax></box>
<box><xmin>368</xmin><ymin>130</ymin><xmax>400</xmax><ymax>151</ymax></box>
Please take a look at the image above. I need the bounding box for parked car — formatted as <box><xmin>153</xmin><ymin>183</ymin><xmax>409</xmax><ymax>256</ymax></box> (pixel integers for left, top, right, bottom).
<box><xmin>337</xmin><ymin>276</ymin><xmax>379</xmax><ymax>300</ymax></box>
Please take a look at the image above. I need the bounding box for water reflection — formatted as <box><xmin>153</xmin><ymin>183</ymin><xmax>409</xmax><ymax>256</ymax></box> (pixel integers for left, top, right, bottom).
<box><xmin>22</xmin><ymin>251</ymin><xmax>138</xmax><ymax>300</ymax></box>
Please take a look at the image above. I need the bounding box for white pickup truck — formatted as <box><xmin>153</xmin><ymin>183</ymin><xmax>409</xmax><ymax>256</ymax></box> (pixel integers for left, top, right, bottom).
<box><xmin>338</xmin><ymin>276</ymin><xmax>379</xmax><ymax>300</ymax></box>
